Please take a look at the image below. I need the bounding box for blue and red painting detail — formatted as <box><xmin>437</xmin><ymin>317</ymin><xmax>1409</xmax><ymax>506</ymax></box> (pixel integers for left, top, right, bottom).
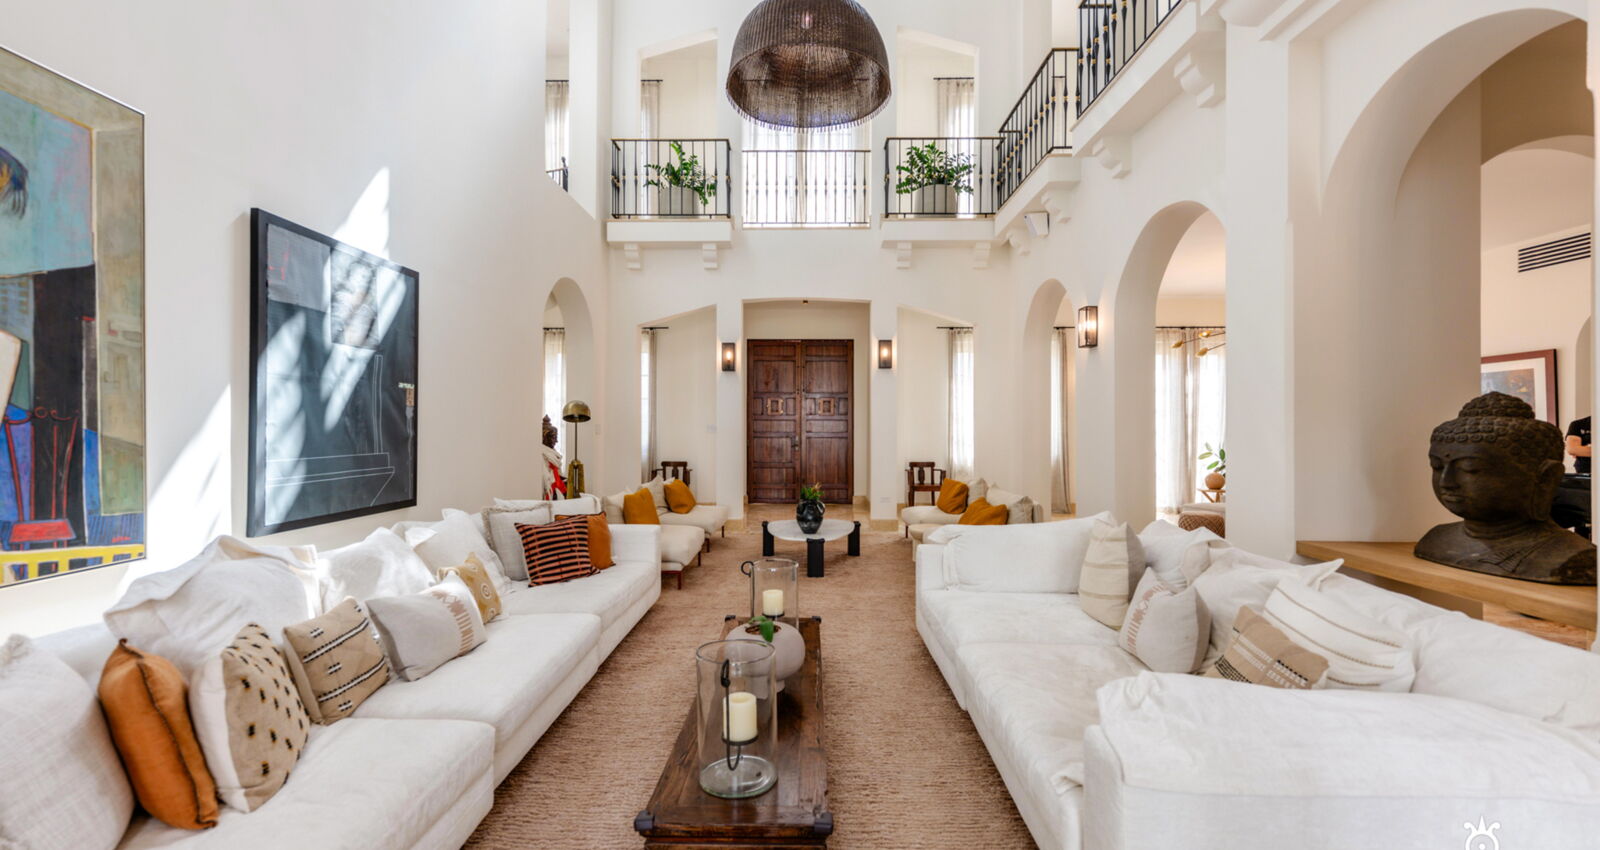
<box><xmin>0</xmin><ymin>71</ymin><xmax>145</xmax><ymax>586</ymax></box>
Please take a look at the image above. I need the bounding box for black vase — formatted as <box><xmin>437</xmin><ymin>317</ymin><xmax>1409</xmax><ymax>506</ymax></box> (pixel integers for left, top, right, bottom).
<box><xmin>796</xmin><ymin>499</ymin><xmax>825</xmax><ymax>534</ymax></box>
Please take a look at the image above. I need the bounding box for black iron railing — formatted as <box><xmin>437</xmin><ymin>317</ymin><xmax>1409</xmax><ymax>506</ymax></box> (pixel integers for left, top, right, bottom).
<box><xmin>743</xmin><ymin>149</ymin><xmax>871</xmax><ymax>228</ymax></box>
<box><xmin>884</xmin><ymin>137</ymin><xmax>1001</xmax><ymax>218</ymax></box>
<box><xmin>1079</xmin><ymin>0</ymin><xmax>1186</xmax><ymax>115</ymax></box>
<box><xmin>611</xmin><ymin>139</ymin><xmax>733</xmax><ymax>218</ymax></box>
<box><xmin>546</xmin><ymin>158</ymin><xmax>569</xmax><ymax>192</ymax></box>
<box><xmin>996</xmin><ymin>49</ymin><xmax>1078</xmax><ymax>208</ymax></box>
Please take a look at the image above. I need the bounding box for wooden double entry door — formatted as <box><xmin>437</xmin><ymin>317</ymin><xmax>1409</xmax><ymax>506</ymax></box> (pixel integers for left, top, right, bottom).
<box><xmin>747</xmin><ymin>339</ymin><xmax>853</xmax><ymax>504</ymax></box>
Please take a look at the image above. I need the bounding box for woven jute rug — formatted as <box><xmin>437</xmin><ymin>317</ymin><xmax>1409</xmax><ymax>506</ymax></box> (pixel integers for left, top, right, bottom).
<box><xmin>464</xmin><ymin>524</ymin><xmax>1034</xmax><ymax>849</ymax></box>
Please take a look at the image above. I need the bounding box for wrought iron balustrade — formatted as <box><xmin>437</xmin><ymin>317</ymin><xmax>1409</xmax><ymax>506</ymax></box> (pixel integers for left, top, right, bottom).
<box><xmin>610</xmin><ymin>139</ymin><xmax>733</xmax><ymax>219</ymax></box>
<box><xmin>546</xmin><ymin>158</ymin><xmax>569</xmax><ymax>192</ymax></box>
<box><xmin>884</xmin><ymin>137</ymin><xmax>1001</xmax><ymax>218</ymax></box>
<box><xmin>1078</xmin><ymin>0</ymin><xmax>1186</xmax><ymax>115</ymax></box>
<box><xmin>996</xmin><ymin>48</ymin><xmax>1078</xmax><ymax>208</ymax></box>
<box><xmin>742</xmin><ymin>149</ymin><xmax>871</xmax><ymax>228</ymax></box>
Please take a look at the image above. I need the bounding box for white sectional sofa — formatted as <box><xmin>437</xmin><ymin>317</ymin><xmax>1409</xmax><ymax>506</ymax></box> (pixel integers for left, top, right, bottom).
<box><xmin>26</xmin><ymin>514</ymin><xmax>663</xmax><ymax>850</ymax></box>
<box><xmin>916</xmin><ymin>519</ymin><xmax>1600</xmax><ymax>850</ymax></box>
<box><xmin>660</xmin><ymin>503</ymin><xmax>731</xmax><ymax>542</ymax></box>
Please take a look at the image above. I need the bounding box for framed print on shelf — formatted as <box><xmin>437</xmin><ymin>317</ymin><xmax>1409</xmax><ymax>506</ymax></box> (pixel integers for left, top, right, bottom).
<box><xmin>248</xmin><ymin>209</ymin><xmax>419</xmax><ymax>537</ymax></box>
<box><xmin>1481</xmin><ymin>349</ymin><xmax>1558</xmax><ymax>425</ymax></box>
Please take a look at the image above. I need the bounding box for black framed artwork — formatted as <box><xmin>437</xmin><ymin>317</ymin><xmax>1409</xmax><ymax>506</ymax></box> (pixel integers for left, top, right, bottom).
<box><xmin>248</xmin><ymin>209</ymin><xmax>418</xmax><ymax>536</ymax></box>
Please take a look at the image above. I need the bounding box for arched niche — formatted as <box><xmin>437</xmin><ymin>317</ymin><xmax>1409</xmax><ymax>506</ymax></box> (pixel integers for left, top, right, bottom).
<box><xmin>1020</xmin><ymin>281</ymin><xmax>1073</xmax><ymax>513</ymax></box>
<box><xmin>549</xmin><ymin>278</ymin><xmax>598</xmax><ymax>486</ymax></box>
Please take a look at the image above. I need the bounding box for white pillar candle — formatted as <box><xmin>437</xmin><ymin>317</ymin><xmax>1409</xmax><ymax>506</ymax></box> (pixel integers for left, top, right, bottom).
<box><xmin>723</xmin><ymin>691</ymin><xmax>758</xmax><ymax>743</ymax></box>
<box><xmin>761</xmin><ymin>588</ymin><xmax>785</xmax><ymax>617</ymax></box>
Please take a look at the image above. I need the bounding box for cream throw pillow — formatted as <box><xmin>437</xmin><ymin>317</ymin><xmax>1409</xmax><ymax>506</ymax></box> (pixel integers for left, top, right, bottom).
<box><xmin>1261</xmin><ymin>578</ymin><xmax>1416</xmax><ymax>691</ymax></box>
<box><xmin>645</xmin><ymin>475</ymin><xmax>668</xmax><ymax>513</ymax></box>
<box><xmin>317</xmin><ymin>528</ymin><xmax>436</xmax><ymax>613</ymax></box>
<box><xmin>366</xmin><ymin>575</ymin><xmax>487</xmax><ymax>681</ymax></box>
<box><xmin>282</xmin><ymin>598</ymin><xmax>391</xmax><ymax>724</ymax></box>
<box><xmin>1080</xmin><ymin>521</ymin><xmax>1145</xmax><ymax>628</ymax></box>
<box><xmin>481</xmin><ymin>505</ymin><xmax>554</xmax><ymax>580</ymax></box>
<box><xmin>1119</xmin><ymin>569</ymin><xmax>1210</xmax><ymax>672</ymax></box>
<box><xmin>1204</xmin><ymin>606</ymin><xmax>1330</xmax><ymax>689</ymax></box>
<box><xmin>189</xmin><ymin>624</ymin><xmax>311</xmax><ymax>811</ymax></box>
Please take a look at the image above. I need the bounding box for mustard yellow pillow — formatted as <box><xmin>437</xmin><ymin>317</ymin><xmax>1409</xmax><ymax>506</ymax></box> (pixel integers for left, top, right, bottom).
<box><xmin>958</xmin><ymin>498</ymin><xmax>1008</xmax><ymax>525</ymax></box>
<box><xmin>664</xmin><ymin>479</ymin><xmax>697</xmax><ymax>514</ymax></box>
<box><xmin>936</xmin><ymin>478</ymin><xmax>970</xmax><ymax>514</ymax></box>
<box><xmin>441</xmin><ymin>553</ymin><xmax>502</xmax><ymax>622</ymax></box>
<box><xmin>557</xmin><ymin>513</ymin><xmax>615</xmax><ymax>569</ymax></box>
<box><xmin>623</xmin><ymin>488</ymin><xmax>659</xmax><ymax>524</ymax></box>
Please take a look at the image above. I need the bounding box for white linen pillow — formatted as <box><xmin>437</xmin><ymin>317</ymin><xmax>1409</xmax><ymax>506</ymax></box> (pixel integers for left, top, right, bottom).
<box><xmin>1080</xmin><ymin>520</ymin><xmax>1145</xmax><ymax>627</ymax></box>
<box><xmin>944</xmin><ymin>511</ymin><xmax>1112</xmax><ymax>593</ymax></box>
<box><xmin>985</xmin><ymin>486</ymin><xmax>1024</xmax><ymax>508</ymax></box>
<box><xmin>482</xmin><ymin>505</ymin><xmax>554</xmax><ymax>580</ymax></box>
<box><xmin>1007</xmin><ymin>495</ymin><xmax>1038</xmax><ymax>525</ymax></box>
<box><xmin>1261</xmin><ymin>579</ymin><xmax>1416</xmax><ymax>691</ymax></box>
<box><xmin>1138</xmin><ymin>521</ymin><xmax>1226</xmax><ymax>588</ymax></box>
<box><xmin>104</xmin><ymin>535</ymin><xmax>319</xmax><ymax>674</ymax></box>
<box><xmin>1190</xmin><ymin>548</ymin><xmax>1343</xmax><ymax>669</ymax></box>
<box><xmin>317</xmin><ymin>527</ymin><xmax>436</xmax><ymax>613</ymax></box>
<box><xmin>968</xmin><ymin>478</ymin><xmax>989</xmax><ymax>503</ymax></box>
<box><xmin>1119</xmin><ymin>569</ymin><xmax>1210</xmax><ymax>673</ymax></box>
<box><xmin>366</xmin><ymin>574</ymin><xmax>487</xmax><ymax>681</ymax></box>
<box><xmin>645</xmin><ymin>475</ymin><xmax>668</xmax><ymax>512</ymax></box>
<box><xmin>603</xmin><ymin>491</ymin><xmax>629</xmax><ymax>524</ymax></box>
<box><xmin>394</xmin><ymin>509</ymin><xmax>513</xmax><ymax>596</ymax></box>
<box><xmin>0</xmin><ymin>635</ymin><xmax>133</xmax><ymax>850</ymax></box>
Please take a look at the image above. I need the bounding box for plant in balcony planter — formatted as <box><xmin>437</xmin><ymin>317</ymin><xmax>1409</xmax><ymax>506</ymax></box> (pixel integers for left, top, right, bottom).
<box><xmin>894</xmin><ymin>143</ymin><xmax>974</xmax><ymax>215</ymax></box>
<box><xmin>1200</xmin><ymin>443</ymin><xmax>1227</xmax><ymax>491</ymax></box>
<box><xmin>644</xmin><ymin>141</ymin><xmax>717</xmax><ymax>215</ymax></box>
<box><xmin>796</xmin><ymin>483</ymin><xmax>826</xmax><ymax>535</ymax></box>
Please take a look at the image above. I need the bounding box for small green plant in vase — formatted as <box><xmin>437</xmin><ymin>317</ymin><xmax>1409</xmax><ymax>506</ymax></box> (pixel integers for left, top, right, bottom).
<box><xmin>643</xmin><ymin>141</ymin><xmax>717</xmax><ymax>213</ymax></box>
<box><xmin>1200</xmin><ymin>443</ymin><xmax>1227</xmax><ymax>492</ymax></box>
<box><xmin>895</xmin><ymin>143</ymin><xmax>975</xmax><ymax>215</ymax></box>
<box><xmin>796</xmin><ymin>483</ymin><xmax>825</xmax><ymax>534</ymax></box>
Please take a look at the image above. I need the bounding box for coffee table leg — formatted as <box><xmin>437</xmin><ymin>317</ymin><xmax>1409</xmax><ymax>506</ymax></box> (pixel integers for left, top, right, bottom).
<box><xmin>848</xmin><ymin>521</ymin><xmax>861</xmax><ymax>556</ymax></box>
<box><xmin>762</xmin><ymin>522</ymin><xmax>774</xmax><ymax>557</ymax></box>
<box><xmin>807</xmin><ymin>537</ymin><xmax>824</xmax><ymax>578</ymax></box>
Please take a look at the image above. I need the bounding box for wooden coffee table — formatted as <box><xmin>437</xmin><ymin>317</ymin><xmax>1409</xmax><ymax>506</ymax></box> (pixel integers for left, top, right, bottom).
<box><xmin>635</xmin><ymin>616</ymin><xmax>831</xmax><ymax>848</ymax></box>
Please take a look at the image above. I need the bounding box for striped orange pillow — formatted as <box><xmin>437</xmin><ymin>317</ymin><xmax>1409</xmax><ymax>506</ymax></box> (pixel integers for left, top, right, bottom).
<box><xmin>516</xmin><ymin>517</ymin><xmax>598</xmax><ymax>585</ymax></box>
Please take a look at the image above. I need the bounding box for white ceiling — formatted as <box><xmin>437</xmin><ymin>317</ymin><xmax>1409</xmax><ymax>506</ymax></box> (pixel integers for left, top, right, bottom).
<box><xmin>1159</xmin><ymin>211</ymin><xmax>1227</xmax><ymax>297</ymax></box>
<box><xmin>1481</xmin><ymin>145</ymin><xmax>1594</xmax><ymax>250</ymax></box>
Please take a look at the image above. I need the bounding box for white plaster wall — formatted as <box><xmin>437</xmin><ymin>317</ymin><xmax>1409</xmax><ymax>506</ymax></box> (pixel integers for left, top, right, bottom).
<box><xmin>1481</xmin><ymin>236</ymin><xmax>1594</xmax><ymax>436</ymax></box>
<box><xmin>896</xmin><ymin>308</ymin><xmax>952</xmax><ymax>478</ymax></box>
<box><xmin>641</xmin><ymin>40</ymin><xmax>720</xmax><ymax>138</ymax></box>
<box><xmin>650</xmin><ymin>307</ymin><xmax>719</xmax><ymax>499</ymax></box>
<box><xmin>0</xmin><ymin>0</ymin><xmax>611</xmax><ymax>637</ymax></box>
<box><xmin>896</xmin><ymin>40</ymin><xmax>978</xmax><ymax>137</ymax></box>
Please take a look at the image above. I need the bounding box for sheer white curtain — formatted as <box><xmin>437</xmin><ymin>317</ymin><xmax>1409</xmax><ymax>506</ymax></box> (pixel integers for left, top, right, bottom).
<box><xmin>638</xmin><ymin>81</ymin><xmax>662</xmax><ymax>215</ymax></box>
<box><xmin>743</xmin><ymin>120</ymin><xmax>867</xmax><ymax>225</ymax></box>
<box><xmin>544</xmin><ymin>329</ymin><xmax>568</xmax><ymax>451</ymax></box>
<box><xmin>1051</xmin><ymin>328</ymin><xmax>1073</xmax><ymax>513</ymax></box>
<box><xmin>936</xmin><ymin>78</ymin><xmax>977</xmax><ymax>215</ymax></box>
<box><xmin>544</xmin><ymin>81</ymin><xmax>569</xmax><ymax>175</ymax></box>
<box><xmin>639</xmin><ymin>79</ymin><xmax>661</xmax><ymax>137</ymax></box>
<box><xmin>948</xmin><ymin>329</ymin><xmax>976</xmax><ymax>481</ymax></box>
<box><xmin>1154</xmin><ymin>328</ymin><xmax>1227</xmax><ymax>515</ymax></box>
<box><xmin>640</xmin><ymin>329</ymin><xmax>658</xmax><ymax>481</ymax></box>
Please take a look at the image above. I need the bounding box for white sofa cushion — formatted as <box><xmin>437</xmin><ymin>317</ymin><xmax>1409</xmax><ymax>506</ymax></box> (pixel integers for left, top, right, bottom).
<box><xmin>104</xmin><ymin>536</ymin><xmax>318</xmax><ymax>675</ymax></box>
<box><xmin>317</xmin><ymin>528</ymin><xmax>436</xmax><ymax>613</ymax></box>
<box><xmin>0</xmin><ymin>636</ymin><xmax>133</xmax><ymax>850</ymax></box>
<box><xmin>922</xmin><ymin>590</ymin><xmax>1125</xmax><ymax>652</ymax></box>
<box><xmin>394</xmin><ymin>509</ymin><xmax>513</xmax><ymax>596</ymax></box>
<box><xmin>353</xmin><ymin>612</ymin><xmax>600</xmax><ymax>748</ymax></box>
<box><xmin>116</xmin><ymin>717</ymin><xmax>493</xmax><ymax>850</ymax></box>
<box><xmin>942</xmin><ymin>511</ymin><xmax>1112</xmax><ymax>593</ymax></box>
<box><xmin>1138</xmin><ymin>521</ymin><xmax>1225</xmax><ymax>588</ymax></box>
<box><xmin>1190</xmin><ymin>548</ymin><xmax>1342</xmax><ymax>668</ymax></box>
<box><xmin>493</xmin><ymin>494</ymin><xmax>603</xmax><ymax>516</ymax></box>
<box><xmin>500</xmin><ymin>560</ymin><xmax>659</xmax><ymax>626</ymax></box>
<box><xmin>1261</xmin><ymin>578</ymin><xmax>1415</xmax><ymax>692</ymax></box>
<box><xmin>660</xmin><ymin>503</ymin><xmax>731</xmax><ymax>536</ymax></box>
<box><xmin>658</xmin><ymin>524</ymin><xmax>706</xmax><ymax>568</ymax></box>
<box><xmin>901</xmin><ymin>504</ymin><xmax>961</xmax><ymax>526</ymax></box>
<box><xmin>1095</xmin><ymin>671</ymin><xmax>1600</xmax><ymax>799</ymax></box>
<box><xmin>1119</xmin><ymin>568</ymin><xmax>1210</xmax><ymax>673</ymax></box>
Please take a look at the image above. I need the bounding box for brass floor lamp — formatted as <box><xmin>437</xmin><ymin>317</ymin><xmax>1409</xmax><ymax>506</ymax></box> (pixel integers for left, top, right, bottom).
<box><xmin>562</xmin><ymin>401</ymin><xmax>591</xmax><ymax>497</ymax></box>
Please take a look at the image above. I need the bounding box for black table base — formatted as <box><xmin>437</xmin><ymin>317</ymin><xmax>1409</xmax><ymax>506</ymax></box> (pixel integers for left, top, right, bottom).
<box><xmin>762</xmin><ymin>521</ymin><xmax>861</xmax><ymax>577</ymax></box>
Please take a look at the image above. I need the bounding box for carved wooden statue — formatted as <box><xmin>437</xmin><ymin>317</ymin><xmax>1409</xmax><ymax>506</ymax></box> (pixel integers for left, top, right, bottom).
<box><xmin>1416</xmin><ymin>392</ymin><xmax>1596</xmax><ymax>585</ymax></box>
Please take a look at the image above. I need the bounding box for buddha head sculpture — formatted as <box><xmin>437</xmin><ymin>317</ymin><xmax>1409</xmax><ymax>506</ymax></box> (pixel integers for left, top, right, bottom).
<box><xmin>1415</xmin><ymin>392</ymin><xmax>1596</xmax><ymax>585</ymax></box>
<box><xmin>541</xmin><ymin>415</ymin><xmax>558</xmax><ymax>449</ymax></box>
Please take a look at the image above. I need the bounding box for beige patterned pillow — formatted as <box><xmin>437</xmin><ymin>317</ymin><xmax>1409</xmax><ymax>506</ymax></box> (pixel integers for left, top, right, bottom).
<box><xmin>367</xmin><ymin>575</ymin><xmax>487</xmax><ymax>681</ymax></box>
<box><xmin>441</xmin><ymin>553</ymin><xmax>502</xmax><ymax>623</ymax></box>
<box><xmin>190</xmin><ymin>624</ymin><xmax>311</xmax><ymax>811</ymax></box>
<box><xmin>1080</xmin><ymin>521</ymin><xmax>1144</xmax><ymax>627</ymax></box>
<box><xmin>1204</xmin><ymin>606</ymin><xmax>1329</xmax><ymax>689</ymax></box>
<box><xmin>1119</xmin><ymin>569</ymin><xmax>1210</xmax><ymax>673</ymax></box>
<box><xmin>282</xmin><ymin>598</ymin><xmax>390</xmax><ymax>724</ymax></box>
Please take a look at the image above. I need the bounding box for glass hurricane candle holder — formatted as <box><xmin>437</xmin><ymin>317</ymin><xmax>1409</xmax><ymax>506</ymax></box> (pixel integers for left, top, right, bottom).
<box><xmin>695</xmin><ymin>638</ymin><xmax>778</xmax><ymax>799</ymax></box>
<box><xmin>740</xmin><ymin>558</ymin><xmax>799</xmax><ymax>628</ymax></box>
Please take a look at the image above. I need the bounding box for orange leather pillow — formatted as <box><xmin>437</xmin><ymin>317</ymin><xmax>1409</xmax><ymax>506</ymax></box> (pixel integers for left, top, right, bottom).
<box><xmin>958</xmin><ymin>498</ymin><xmax>1008</xmax><ymax>525</ymax></box>
<box><xmin>936</xmin><ymin>478</ymin><xmax>969</xmax><ymax>514</ymax></box>
<box><xmin>664</xmin><ymin>479</ymin><xmax>696</xmax><ymax>514</ymax></box>
<box><xmin>622</xmin><ymin>488</ymin><xmax>659</xmax><ymax>524</ymax></box>
<box><xmin>557</xmin><ymin>513</ymin><xmax>615</xmax><ymax>569</ymax></box>
<box><xmin>98</xmin><ymin>640</ymin><xmax>219</xmax><ymax>830</ymax></box>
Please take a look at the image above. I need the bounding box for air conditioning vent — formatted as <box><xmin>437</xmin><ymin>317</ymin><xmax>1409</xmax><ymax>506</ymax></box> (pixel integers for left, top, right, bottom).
<box><xmin>1518</xmin><ymin>232</ymin><xmax>1591</xmax><ymax>273</ymax></box>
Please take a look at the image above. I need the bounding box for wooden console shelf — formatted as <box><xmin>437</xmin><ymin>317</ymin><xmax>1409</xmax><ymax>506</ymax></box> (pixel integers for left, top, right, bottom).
<box><xmin>1297</xmin><ymin>541</ymin><xmax>1596</xmax><ymax>631</ymax></box>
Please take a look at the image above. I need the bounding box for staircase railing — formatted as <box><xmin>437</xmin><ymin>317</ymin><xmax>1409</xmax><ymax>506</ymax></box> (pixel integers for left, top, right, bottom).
<box><xmin>996</xmin><ymin>49</ymin><xmax>1078</xmax><ymax>208</ymax></box>
<box><xmin>1078</xmin><ymin>0</ymin><xmax>1186</xmax><ymax>115</ymax></box>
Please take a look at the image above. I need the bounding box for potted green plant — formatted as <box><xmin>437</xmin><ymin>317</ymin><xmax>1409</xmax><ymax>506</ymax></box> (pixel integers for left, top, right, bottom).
<box><xmin>796</xmin><ymin>482</ymin><xmax>825</xmax><ymax>534</ymax></box>
<box><xmin>644</xmin><ymin>141</ymin><xmax>717</xmax><ymax>215</ymax></box>
<box><xmin>1199</xmin><ymin>443</ymin><xmax>1227</xmax><ymax>491</ymax></box>
<box><xmin>894</xmin><ymin>143</ymin><xmax>975</xmax><ymax>215</ymax></box>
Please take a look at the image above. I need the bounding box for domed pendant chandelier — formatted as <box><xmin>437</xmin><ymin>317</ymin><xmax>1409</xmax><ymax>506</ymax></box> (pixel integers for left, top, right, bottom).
<box><xmin>726</xmin><ymin>0</ymin><xmax>892</xmax><ymax>130</ymax></box>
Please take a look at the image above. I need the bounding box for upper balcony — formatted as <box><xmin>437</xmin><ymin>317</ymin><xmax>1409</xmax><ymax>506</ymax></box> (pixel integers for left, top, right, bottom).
<box><xmin>884</xmin><ymin>137</ymin><xmax>1001</xmax><ymax>219</ymax></box>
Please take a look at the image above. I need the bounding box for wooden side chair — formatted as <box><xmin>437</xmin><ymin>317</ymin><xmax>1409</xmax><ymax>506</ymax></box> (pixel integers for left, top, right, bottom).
<box><xmin>657</xmin><ymin>461</ymin><xmax>691</xmax><ymax>487</ymax></box>
<box><xmin>906</xmin><ymin>462</ymin><xmax>945</xmax><ymax>507</ymax></box>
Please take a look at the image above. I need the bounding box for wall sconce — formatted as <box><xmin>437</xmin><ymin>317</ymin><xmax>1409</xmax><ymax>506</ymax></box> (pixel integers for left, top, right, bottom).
<box><xmin>721</xmin><ymin>342</ymin><xmax>737</xmax><ymax>372</ymax></box>
<box><xmin>1077</xmin><ymin>306</ymin><xmax>1099</xmax><ymax>349</ymax></box>
<box><xmin>877</xmin><ymin>339</ymin><xmax>894</xmax><ymax>369</ymax></box>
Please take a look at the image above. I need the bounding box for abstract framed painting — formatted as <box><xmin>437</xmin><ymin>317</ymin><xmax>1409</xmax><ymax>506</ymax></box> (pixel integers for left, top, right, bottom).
<box><xmin>1481</xmin><ymin>349</ymin><xmax>1558</xmax><ymax>425</ymax></box>
<box><xmin>0</xmin><ymin>48</ymin><xmax>146</xmax><ymax>589</ymax></box>
<box><xmin>248</xmin><ymin>209</ymin><xmax>418</xmax><ymax>536</ymax></box>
